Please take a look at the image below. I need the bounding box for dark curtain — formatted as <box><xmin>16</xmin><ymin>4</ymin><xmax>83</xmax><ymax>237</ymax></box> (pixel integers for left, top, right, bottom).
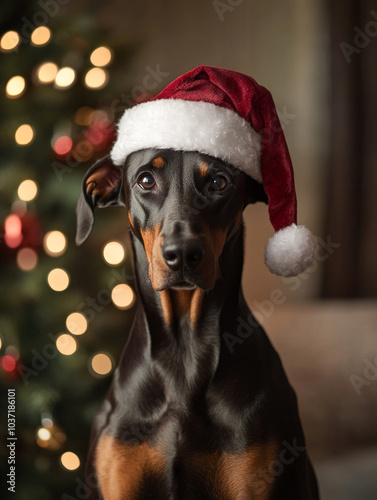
<box><xmin>323</xmin><ymin>0</ymin><xmax>377</xmax><ymax>297</ymax></box>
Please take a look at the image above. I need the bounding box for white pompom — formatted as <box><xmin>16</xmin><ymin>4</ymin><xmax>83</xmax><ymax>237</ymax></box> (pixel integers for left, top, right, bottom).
<box><xmin>264</xmin><ymin>224</ymin><xmax>317</xmax><ymax>277</ymax></box>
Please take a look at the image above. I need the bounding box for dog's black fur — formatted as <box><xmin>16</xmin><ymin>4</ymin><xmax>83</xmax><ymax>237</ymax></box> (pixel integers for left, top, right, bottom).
<box><xmin>76</xmin><ymin>148</ymin><xmax>319</xmax><ymax>499</ymax></box>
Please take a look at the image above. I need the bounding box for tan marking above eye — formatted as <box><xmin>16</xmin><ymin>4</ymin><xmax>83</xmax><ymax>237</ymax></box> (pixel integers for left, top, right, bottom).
<box><xmin>152</xmin><ymin>156</ymin><xmax>165</xmax><ymax>169</ymax></box>
<box><xmin>199</xmin><ymin>162</ymin><xmax>209</xmax><ymax>177</ymax></box>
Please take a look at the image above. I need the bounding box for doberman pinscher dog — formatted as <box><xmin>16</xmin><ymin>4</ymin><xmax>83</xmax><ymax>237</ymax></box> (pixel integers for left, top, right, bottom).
<box><xmin>76</xmin><ymin>148</ymin><xmax>319</xmax><ymax>499</ymax></box>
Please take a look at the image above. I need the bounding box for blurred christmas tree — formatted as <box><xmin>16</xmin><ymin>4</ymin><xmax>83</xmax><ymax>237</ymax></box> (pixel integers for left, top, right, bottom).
<box><xmin>0</xmin><ymin>2</ymin><xmax>139</xmax><ymax>498</ymax></box>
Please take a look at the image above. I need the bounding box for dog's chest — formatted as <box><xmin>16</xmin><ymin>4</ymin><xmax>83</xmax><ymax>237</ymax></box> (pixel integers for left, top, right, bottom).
<box><xmin>95</xmin><ymin>411</ymin><xmax>278</xmax><ymax>500</ymax></box>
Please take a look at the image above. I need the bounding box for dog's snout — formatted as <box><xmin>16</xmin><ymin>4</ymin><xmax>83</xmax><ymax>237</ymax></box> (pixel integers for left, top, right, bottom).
<box><xmin>162</xmin><ymin>238</ymin><xmax>204</xmax><ymax>271</ymax></box>
<box><xmin>184</xmin><ymin>239</ymin><xmax>204</xmax><ymax>269</ymax></box>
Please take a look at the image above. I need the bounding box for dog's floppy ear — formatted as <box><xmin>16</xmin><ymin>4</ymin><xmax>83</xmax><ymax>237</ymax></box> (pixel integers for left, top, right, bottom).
<box><xmin>244</xmin><ymin>176</ymin><xmax>268</xmax><ymax>206</ymax></box>
<box><xmin>76</xmin><ymin>155</ymin><xmax>125</xmax><ymax>245</ymax></box>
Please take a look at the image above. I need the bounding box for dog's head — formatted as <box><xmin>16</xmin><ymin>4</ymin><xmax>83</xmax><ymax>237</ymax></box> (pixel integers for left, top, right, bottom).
<box><xmin>76</xmin><ymin>148</ymin><xmax>267</xmax><ymax>291</ymax></box>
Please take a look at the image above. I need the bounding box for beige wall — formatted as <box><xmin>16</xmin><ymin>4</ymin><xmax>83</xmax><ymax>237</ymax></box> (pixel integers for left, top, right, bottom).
<box><xmin>106</xmin><ymin>0</ymin><xmax>329</xmax><ymax>301</ymax></box>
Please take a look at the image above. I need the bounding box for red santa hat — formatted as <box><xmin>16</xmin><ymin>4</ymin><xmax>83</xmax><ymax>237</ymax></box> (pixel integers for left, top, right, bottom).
<box><xmin>111</xmin><ymin>65</ymin><xmax>317</xmax><ymax>277</ymax></box>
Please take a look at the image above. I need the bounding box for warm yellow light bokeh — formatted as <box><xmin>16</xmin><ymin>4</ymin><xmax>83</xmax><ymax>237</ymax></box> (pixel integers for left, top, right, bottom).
<box><xmin>61</xmin><ymin>451</ymin><xmax>80</xmax><ymax>470</ymax></box>
<box><xmin>43</xmin><ymin>231</ymin><xmax>67</xmax><ymax>256</ymax></box>
<box><xmin>1</xmin><ymin>31</ymin><xmax>20</xmax><ymax>51</ymax></box>
<box><xmin>56</xmin><ymin>334</ymin><xmax>77</xmax><ymax>355</ymax></box>
<box><xmin>91</xmin><ymin>353</ymin><xmax>112</xmax><ymax>375</ymax></box>
<box><xmin>84</xmin><ymin>67</ymin><xmax>108</xmax><ymax>89</ymax></box>
<box><xmin>37</xmin><ymin>427</ymin><xmax>51</xmax><ymax>441</ymax></box>
<box><xmin>90</xmin><ymin>46</ymin><xmax>112</xmax><ymax>67</ymax></box>
<box><xmin>55</xmin><ymin>67</ymin><xmax>76</xmax><ymax>88</ymax></box>
<box><xmin>31</xmin><ymin>26</ymin><xmax>51</xmax><ymax>46</ymax></box>
<box><xmin>103</xmin><ymin>241</ymin><xmax>125</xmax><ymax>265</ymax></box>
<box><xmin>47</xmin><ymin>268</ymin><xmax>70</xmax><ymax>291</ymax></box>
<box><xmin>66</xmin><ymin>312</ymin><xmax>87</xmax><ymax>336</ymax></box>
<box><xmin>6</xmin><ymin>76</ymin><xmax>26</xmax><ymax>98</ymax></box>
<box><xmin>15</xmin><ymin>124</ymin><xmax>34</xmax><ymax>145</ymax></box>
<box><xmin>18</xmin><ymin>179</ymin><xmax>38</xmax><ymax>201</ymax></box>
<box><xmin>37</xmin><ymin>62</ymin><xmax>58</xmax><ymax>83</ymax></box>
<box><xmin>111</xmin><ymin>284</ymin><xmax>135</xmax><ymax>309</ymax></box>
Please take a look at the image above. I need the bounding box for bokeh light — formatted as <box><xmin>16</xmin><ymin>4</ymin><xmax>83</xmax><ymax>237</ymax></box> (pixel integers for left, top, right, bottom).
<box><xmin>37</xmin><ymin>427</ymin><xmax>51</xmax><ymax>441</ymax></box>
<box><xmin>37</xmin><ymin>62</ymin><xmax>58</xmax><ymax>83</ymax></box>
<box><xmin>103</xmin><ymin>241</ymin><xmax>125</xmax><ymax>265</ymax></box>
<box><xmin>90</xmin><ymin>46</ymin><xmax>112</xmax><ymax>67</ymax></box>
<box><xmin>18</xmin><ymin>179</ymin><xmax>38</xmax><ymax>201</ymax></box>
<box><xmin>61</xmin><ymin>451</ymin><xmax>80</xmax><ymax>470</ymax></box>
<box><xmin>55</xmin><ymin>67</ymin><xmax>76</xmax><ymax>88</ymax></box>
<box><xmin>1</xmin><ymin>355</ymin><xmax>17</xmax><ymax>372</ymax></box>
<box><xmin>6</xmin><ymin>76</ymin><xmax>26</xmax><ymax>98</ymax></box>
<box><xmin>31</xmin><ymin>26</ymin><xmax>51</xmax><ymax>46</ymax></box>
<box><xmin>52</xmin><ymin>136</ymin><xmax>73</xmax><ymax>156</ymax></box>
<box><xmin>47</xmin><ymin>268</ymin><xmax>70</xmax><ymax>291</ymax></box>
<box><xmin>17</xmin><ymin>248</ymin><xmax>38</xmax><ymax>271</ymax></box>
<box><xmin>0</xmin><ymin>31</ymin><xmax>20</xmax><ymax>52</ymax></box>
<box><xmin>66</xmin><ymin>313</ymin><xmax>87</xmax><ymax>336</ymax></box>
<box><xmin>4</xmin><ymin>214</ymin><xmax>23</xmax><ymax>248</ymax></box>
<box><xmin>56</xmin><ymin>334</ymin><xmax>77</xmax><ymax>355</ymax></box>
<box><xmin>74</xmin><ymin>106</ymin><xmax>93</xmax><ymax>126</ymax></box>
<box><xmin>84</xmin><ymin>67</ymin><xmax>108</xmax><ymax>89</ymax></box>
<box><xmin>36</xmin><ymin>422</ymin><xmax>66</xmax><ymax>450</ymax></box>
<box><xmin>15</xmin><ymin>124</ymin><xmax>34</xmax><ymax>145</ymax></box>
<box><xmin>43</xmin><ymin>231</ymin><xmax>67</xmax><ymax>256</ymax></box>
<box><xmin>111</xmin><ymin>284</ymin><xmax>134</xmax><ymax>310</ymax></box>
<box><xmin>91</xmin><ymin>353</ymin><xmax>112</xmax><ymax>376</ymax></box>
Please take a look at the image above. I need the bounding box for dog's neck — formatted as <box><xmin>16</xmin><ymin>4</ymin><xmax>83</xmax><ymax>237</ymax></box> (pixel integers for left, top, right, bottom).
<box><xmin>123</xmin><ymin>225</ymin><xmax>246</xmax><ymax>392</ymax></box>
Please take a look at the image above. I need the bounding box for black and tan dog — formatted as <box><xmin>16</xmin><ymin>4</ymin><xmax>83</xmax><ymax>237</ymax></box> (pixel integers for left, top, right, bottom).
<box><xmin>76</xmin><ymin>147</ymin><xmax>319</xmax><ymax>499</ymax></box>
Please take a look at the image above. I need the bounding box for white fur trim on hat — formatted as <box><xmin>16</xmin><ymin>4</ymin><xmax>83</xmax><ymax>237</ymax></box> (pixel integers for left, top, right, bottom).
<box><xmin>264</xmin><ymin>224</ymin><xmax>317</xmax><ymax>277</ymax></box>
<box><xmin>110</xmin><ymin>99</ymin><xmax>262</xmax><ymax>182</ymax></box>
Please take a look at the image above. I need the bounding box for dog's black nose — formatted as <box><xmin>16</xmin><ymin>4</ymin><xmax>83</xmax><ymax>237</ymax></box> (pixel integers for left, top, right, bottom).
<box><xmin>162</xmin><ymin>238</ymin><xmax>204</xmax><ymax>271</ymax></box>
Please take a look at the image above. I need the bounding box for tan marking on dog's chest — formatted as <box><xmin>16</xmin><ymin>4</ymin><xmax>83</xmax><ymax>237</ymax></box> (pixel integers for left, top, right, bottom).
<box><xmin>190</xmin><ymin>442</ymin><xmax>279</xmax><ymax>499</ymax></box>
<box><xmin>95</xmin><ymin>434</ymin><xmax>166</xmax><ymax>500</ymax></box>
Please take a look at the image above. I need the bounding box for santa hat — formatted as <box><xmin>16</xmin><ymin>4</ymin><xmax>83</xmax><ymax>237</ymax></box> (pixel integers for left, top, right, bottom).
<box><xmin>111</xmin><ymin>65</ymin><xmax>317</xmax><ymax>277</ymax></box>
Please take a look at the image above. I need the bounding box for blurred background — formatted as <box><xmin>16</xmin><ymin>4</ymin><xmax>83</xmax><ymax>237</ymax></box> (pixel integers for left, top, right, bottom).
<box><xmin>0</xmin><ymin>0</ymin><xmax>376</xmax><ymax>498</ymax></box>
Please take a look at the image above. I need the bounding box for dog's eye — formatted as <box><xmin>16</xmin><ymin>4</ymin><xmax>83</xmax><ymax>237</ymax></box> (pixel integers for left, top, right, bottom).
<box><xmin>210</xmin><ymin>175</ymin><xmax>228</xmax><ymax>191</ymax></box>
<box><xmin>138</xmin><ymin>173</ymin><xmax>156</xmax><ymax>190</ymax></box>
